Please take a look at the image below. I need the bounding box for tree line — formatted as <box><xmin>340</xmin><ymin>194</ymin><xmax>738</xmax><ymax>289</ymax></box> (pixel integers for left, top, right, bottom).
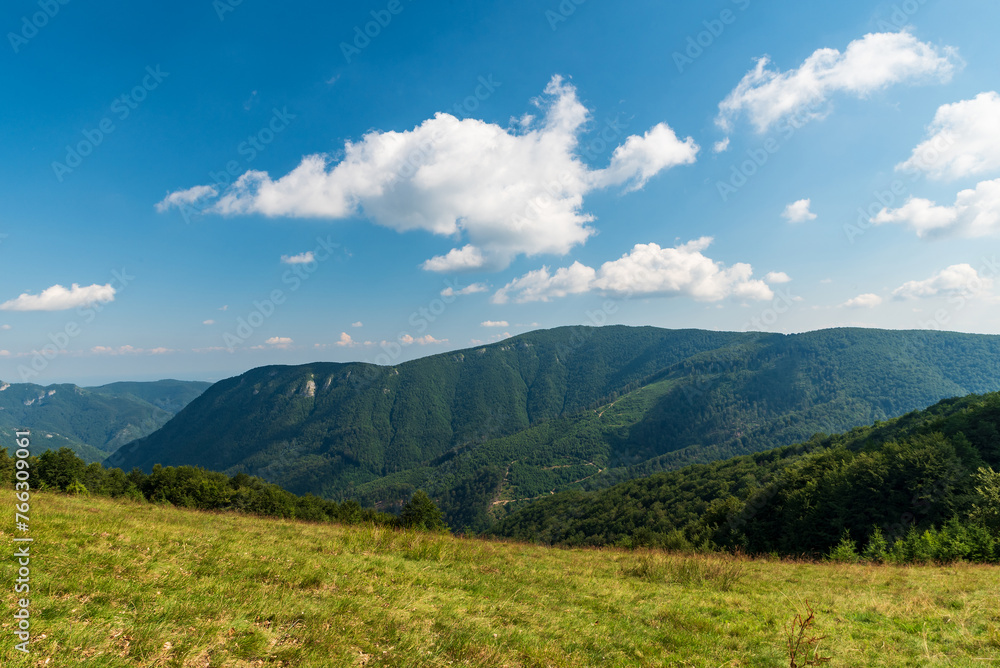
<box><xmin>0</xmin><ymin>447</ymin><xmax>446</xmax><ymax>531</ymax></box>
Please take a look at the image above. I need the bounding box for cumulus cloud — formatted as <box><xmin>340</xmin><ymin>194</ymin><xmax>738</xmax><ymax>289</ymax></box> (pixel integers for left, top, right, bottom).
<box><xmin>158</xmin><ymin>76</ymin><xmax>698</xmax><ymax>271</ymax></box>
<box><xmin>0</xmin><ymin>283</ymin><xmax>115</xmax><ymax>311</ymax></box>
<box><xmin>203</xmin><ymin>319</ymin><xmax>215</xmax><ymax>325</ymax></box>
<box><xmin>265</xmin><ymin>336</ymin><xmax>293</xmax><ymax>348</ymax></box>
<box><xmin>397</xmin><ymin>334</ymin><xmax>448</xmax><ymax>345</ymax></box>
<box><xmin>441</xmin><ymin>283</ymin><xmax>488</xmax><ymax>297</ymax></box>
<box><xmin>841</xmin><ymin>293</ymin><xmax>883</xmax><ymax>308</ymax></box>
<box><xmin>492</xmin><ymin>262</ymin><xmax>596</xmax><ymax>304</ymax></box>
<box><xmin>897</xmin><ymin>91</ymin><xmax>1000</xmax><ymax>180</ymax></box>
<box><xmin>422</xmin><ymin>246</ymin><xmax>490</xmax><ymax>272</ymax></box>
<box><xmin>155</xmin><ymin>185</ymin><xmax>218</xmax><ymax>213</ymax></box>
<box><xmin>891</xmin><ymin>264</ymin><xmax>992</xmax><ymax>300</ymax></box>
<box><xmin>717</xmin><ymin>31</ymin><xmax>957</xmax><ymax>133</ymax></box>
<box><xmin>0</xmin><ymin>324</ymin><xmax>10</xmax><ymax>330</ymax></box>
<box><xmin>493</xmin><ymin>238</ymin><xmax>773</xmax><ymax>304</ymax></box>
<box><xmin>764</xmin><ymin>271</ymin><xmax>792</xmax><ymax>284</ymax></box>
<box><xmin>480</xmin><ymin>320</ymin><xmax>509</xmax><ymax>327</ymax></box>
<box><xmin>782</xmin><ymin>198</ymin><xmax>816</xmax><ymax>223</ymax></box>
<box><xmin>873</xmin><ymin>178</ymin><xmax>1000</xmax><ymax>237</ymax></box>
<box><xmin>334</xmin><ymin>332</ymin><xmax>356</xmax><ymax>347</ymax></box>
<box><xmin>90</xmin><ymin>345</ymin><xmax>176</xmax><ymax>355</ymax></box>
<box><xmin>712</xmin><ymin>138</ymin><xmax>730</xmax><ymax>153</ymax></box>
<box><xmin>281</xmin><ymin>251</ymin><xmax>315</xmax><ymax>264</ymax></box>
<box><xmin>594</xmin><ymin>122</ymin><xmax>698</xmax><ymax>192</ymax></box>
<box><xmin>351</xmin><ymin>321</ymin><xmax>363</xmax><ymax>327</ymax></box>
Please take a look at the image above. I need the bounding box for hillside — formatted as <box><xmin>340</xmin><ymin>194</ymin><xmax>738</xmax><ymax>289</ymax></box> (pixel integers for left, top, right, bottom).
<box><xmin>494</xmin><ymin>391</ymin><xmax>1000</xmax><ymax>557</ymax></box>
<box><xmin>0</xmin><ymin>379</ymin><xmax>210</xmax><ymax>461</ymax></box>
<box><xmin>2</xmin><ymin>492</ymin><xmax>998</xmax><ymax>667</ymax></box>
<box><xmin>110</xmin><ymin>326</ymin><xmax>1000</xmax><ymax>531</ymax></box>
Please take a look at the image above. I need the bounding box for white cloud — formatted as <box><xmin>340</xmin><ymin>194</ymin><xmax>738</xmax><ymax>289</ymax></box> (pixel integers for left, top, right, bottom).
<box><xmin>492</xmin><ymin>262</ymin><xmax>596</xmax><ymax>304</ymax></box>
<box><xmin>265</xmin><ymin>336</ymin><xmax>293</xmax><ymax>348</ymax></box>
<box><xmin>892</xmin><ymin>264</ymin><xmax>992</xmax><ymax>300</ymax></box>
<box><xmin>334</xmin><ymin>332</ymin><xmax>356</xmax><ymax>347</ymax></box>
<box><xmin>712</xmin><ymin>138</ymin><xmax>730</xmax><ymax>153</ymax></box>
<box><xmin>280</xmin><ymin>251</ymin><xmax>316</xmax><ymax>265</ymax></box>
<box><xmin>594</xmin><ymin>122</ymin><xmax>699</xmax><ymax>192</ymax></box>
<box><xmin>218</xmin><ymin>305</ymin><xmax>229</xmax><ymax>311</ymax></box>
<box><xmin>0</xmin><ymin>350</ymin><xmax>9</xmax><ymax>357</ymax></box>
<box><xmin>90</xmin><ymin>345</ymin><xmax>176</xmax><ymax>355</ymax></box>
<box><xmin>397</xmin><ymin>334</ymin><xmax>448</xmax><ymax>346</ymax></box>
<box><xmin>0</xmin><ymin>324</ymin><xmax>10</xmax><ymax>330</ymax></box>
<box><xmin>481</xmin><ymin>320</ymin><xmax>509</xmax><ymax>327</ymax></box>
<box><xmin>0</xmin><ymin>283</ymin><xmax>115</xmax><ymax>311</ymax></box>
<box><xmin>897</xmin><ymin>91</ymin><xmax>1000</xmax><ymax>180</ymax></box>
<box><xmin>422</xmin><ymin>245</ymin><xmax>491</xmax><ymax>272</ymax></box>
<box><xmin>841</xmin><ymin>293</ymin><xmax>883</xmax><ymax>308</ymax></box>
<box><xmin>493</xmin><ymin>238</ymin><xmax>773</xmax><ymax>304</ymax></box>
<box><xmin>764</xmin><ymin>271</ymin><xmax>792</xmax><ymax>284</ymax></box>
<box><xmin>154</xmin><ymin>185</ymin><xmax>218</xmax><ymax>213</ymax></box>
<box><xmin>203</xmin><ymin>319</ymin><xmax>215</xmax><ymax>325</ymax></box>
<box><xmin>441</xmin><ymin>283</ymin><xmax>488</xmax><ymax>297</ymax></box>
<box><xmin>782</xmin><ymin>198</ymin><xmax>817</xmax><ymax>223</ymax></box>
<box><xmin>873</xmin><ymin>178</ymin><xmax>1000</xmax><ymax>237</ymax></box>
<box><xmin>717</xmin><ymin>31</ymin><xmax>957</xmax><ymax>133</ymax></box>
<box><xmin>159</xmin><ymin>76</ymin><xmax>698</xmax><ymax>271</ymax></box>
<box><xmin>351</xmin><ymin>321</ymin><xmax>363</xmax><ymax>327</ymax></box>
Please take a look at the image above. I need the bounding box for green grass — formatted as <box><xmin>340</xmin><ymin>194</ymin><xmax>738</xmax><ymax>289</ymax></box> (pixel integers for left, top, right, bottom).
<box><xmin>2</xmin><ymin>493</ymin><xmax>999</xmax><ymax>666</ymax></box>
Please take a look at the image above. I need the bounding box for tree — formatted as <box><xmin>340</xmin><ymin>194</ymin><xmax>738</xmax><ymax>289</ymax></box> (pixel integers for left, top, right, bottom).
<box><xmin>399</xmin><ymin>490</ymin><xmax>447</xmax><ymax>531</ymax></box>
<box><xmin>971</xmin><ymin>467</ymin><xmax>1000</xmax><ymax>533</ymax></box>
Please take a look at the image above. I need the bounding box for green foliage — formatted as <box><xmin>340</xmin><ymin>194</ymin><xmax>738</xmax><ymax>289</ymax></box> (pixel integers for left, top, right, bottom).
<box><xmin>66</xmin><ymin>479</ymin><xmax>89</xmax><ymax>496</ymax></box>
<box><xmin>496</xmin><ymin>391</ymin><xmax>1000</xmax><ymax>563</ymax></box>
<box><xmin>1</xmin><ymin>447</ymin><xmax>400</xmax><ymax>530</ymax></box>
<box><xmin>861</xmin><ymin>526</ymin><xmax>889</xmax><ymax>563</ymax></box>
<box><xmin>826</xmin><ymin>532</ymin><xmax>860</xmax><ymax>563</ymax></box>
<box><xmin>105</xmin><ymin>327</ymin><xmax>1000</xmax><ymax>532</ymax></box>
<box><xmin>970</xmin><ymin>466</ymin><xmax>1000</xmax><ymax>532</ymax></box>
<box><xmin>399</xmin><ymin>490</ymin><xmax>447</xmax><ymax>531</ymax></box>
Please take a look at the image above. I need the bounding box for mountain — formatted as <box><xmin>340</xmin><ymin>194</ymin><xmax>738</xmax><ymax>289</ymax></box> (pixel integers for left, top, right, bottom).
<box><xmin>88</xmin><ymin>379</ymin><xmax>212</xmax><ymax>414</ymax></box>
<box><xmin>493</xmin><ymin>391</ymin><xmax>1000</xmax><ymax>559</ymax></box>
<box><xmin>109</xmin><ymin>326</ymin><xmax>1000</xmax><ymax>531</ymax></box>
<box><xmin>0</xmin><ymin>379</ymin><xmax>211</xmax><ymax>462</ymax></box>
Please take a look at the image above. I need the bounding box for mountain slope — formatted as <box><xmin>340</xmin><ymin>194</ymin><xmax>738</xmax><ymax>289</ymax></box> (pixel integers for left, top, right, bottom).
<box><xmin>88</xmin><ymin>379</ymin><xmax>211</xmax><ymax>414</ymax></box>
<box><xmin>109</xmin><ymin>326</ymin><xmax>1000</xmax><ymax>531</ymax></box>
<box><xmin>107</xmin><ymin>327</ymin><xmax>749</xmax><ymax>484</ymax></box>
<box><xmin>493</xmin><ymin>391</ymin><xmax>1000</xmax><ymax>556</ymax></box>
<box><xmin>0</xmin><ymin>379</ymin><xmax>210</xmax><ymax>461</ymax></box>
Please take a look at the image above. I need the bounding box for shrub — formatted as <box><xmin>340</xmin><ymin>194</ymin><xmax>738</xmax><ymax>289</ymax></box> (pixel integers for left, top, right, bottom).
<box><xmin>399</xmin><ymin>490</ymin><xmax>447</xmax><ymax>531</ymax></box>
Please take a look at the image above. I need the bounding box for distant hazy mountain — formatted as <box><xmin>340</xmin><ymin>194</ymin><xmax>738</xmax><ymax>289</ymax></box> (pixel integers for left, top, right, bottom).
<box><xmin>108</xmin><ymin>326</ymin><xmax>1000</xmax><ymax>531</ymax></box>
<box><xmin>0</xmin><ymin>379</ymin><xmax>210</xmax><ymax>462</ymax></box>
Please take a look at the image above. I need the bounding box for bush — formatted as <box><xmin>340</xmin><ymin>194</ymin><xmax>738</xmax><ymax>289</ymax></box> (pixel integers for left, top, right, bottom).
<box><xmin>862</xmin><ymin>526</ymin><xmax>889</xmax><ymax>563</ymax></box>
<box><xmin>827</xmin><ymin>531</ymin><xmax>860</xmax><ymax>563</ymax></box>
<box><xmin>399</xmin><ymin>490</ymin><xmax>447</xmax><ymax>531</ymax></box>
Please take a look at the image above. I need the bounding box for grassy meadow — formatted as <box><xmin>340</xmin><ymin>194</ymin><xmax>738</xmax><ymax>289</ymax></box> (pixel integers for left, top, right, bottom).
<box><xmin>2</xmin><ymin>492</ymin><xmax>999</xmax><ymax>667</ymax></box>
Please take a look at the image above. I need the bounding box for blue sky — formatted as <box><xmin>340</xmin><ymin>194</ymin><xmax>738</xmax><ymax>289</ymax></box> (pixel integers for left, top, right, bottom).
<box><xmin>2</xmin><ymin>0</ymin><xmax>999</xmax><ymax>385</ymax></box>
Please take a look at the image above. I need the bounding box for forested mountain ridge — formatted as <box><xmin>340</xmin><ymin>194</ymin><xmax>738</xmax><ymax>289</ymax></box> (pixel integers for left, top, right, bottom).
<box><xmin>107</xmin><ymin>327</ymin><xmax>750</xmax><ymax>488</ymax></box>
<box><xmin>108</xmin><ymin>326</ymin><xmax>1000</xmax><ymax>531</ymax></box>
<box><xmin>0</xmin><ymin>379</ymin><xmax>211</xmax><ymax>461</ymax></box>
<box><xmin>493</xmin><ymin>390</ymin><xmax>1000</xmax><ymax>560</ymax></box>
